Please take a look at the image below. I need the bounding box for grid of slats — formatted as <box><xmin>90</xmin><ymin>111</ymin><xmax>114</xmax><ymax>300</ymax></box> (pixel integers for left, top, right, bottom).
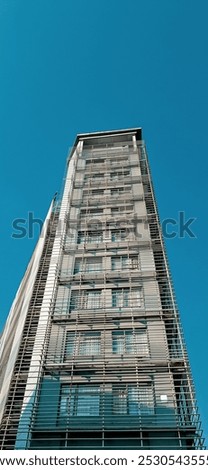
<box><xmin>28</xmin><ymin>140</ymin><xmax>203</xmax><ymax>449</ymax></box>
<box><xmin>0</xmin><ymin>208</ymin><xmax>59</xmax><ymax>450</ymax></box>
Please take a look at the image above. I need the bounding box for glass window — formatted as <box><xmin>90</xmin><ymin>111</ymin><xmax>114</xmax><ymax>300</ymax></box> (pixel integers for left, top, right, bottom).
<box><xmin>110</xmin><ymin>172</ymin><xmax>119</xmax><ymax>181</ymax></box>
<box><xmin>85</xmin><ymin>258</ymin><xmax>102</xmax><ymax>272</ymax></box>
<box><xmin>93</xmin><ymin>173</ymin><xmax>104</xmax><ymax>179</ymax></box>
<box><xmin>131</xmin><ymin>256</ymin><xmax>139</xmax><ymax>269</ymax></box>
<box><xmin>85</xmin><ymin>290</ymin><xmax>101</xmax><ymax>309</ymax></box>
<box><xmin>112</xmin><ymin>385</ymin><xmax>154</xmax><ymax>415</ymax></box>
<box><xmin>112</xmin><ymin>288</ymin><xmax>129</xmax><ymax>307</ymax></box>
<box><xmin>74</xmin><ymin>259</ymin><xmax>81</xmax><ymax>273</ymax></box>
<box><xmin>74</xmin><ymin>258</ymin><xmax>102</xmax><ymax>274</ymax></box>
<box><xmin>65</xmin><ymin>331</ymin><xmax>101</xmax><ymax>357</ymax></box>
<box><xmin>110</xmin><ymin>170</ymin><xmax>130</xmax><ymax>181</ymax></box>
<box><xmin>111</xmin><ymin>205</ymin><xmax>133</xmax><ymax>214</ymax></box>
<box><xmin>91</xmin><ymin>158</ymin><xmax>105</xmax><ymax>164</ymax></box>
<box><xmin>70</xmin><ymin>291</ymin><xmax>80</xmax><ymax>310</ymax></box>
<box><xmin>134</xmin><ymin>330</ymin><xmax>149</xmax><ymax>356</ymax></box>
<box><xmin>77</xmin><ymin>231</ymin><xmax>86</xmax><ymax>244</ymax></box>
<box><xmin>64</xmin><ymin>332</ymin><xmax>75</xmax><ymax>356</ymax></box>
<box><xmin>79</xmin><ymin>332</ymin><xmax>100</xmax><ymax>355</ymax></box>
<box><xmin>111</xmin><ymin>256</ymin><xmax>138</xmax><ymax>271</ymax></box>
<box><xmin>60</xmin><ymin>385</ymin><xmax>100</xmax><ymax>417</ymax></box>
<box><xmin>77</xmin><ymin>231</ymin><xmax>103</xmax><ymax>244</ymax></box>
<box><xmin>111</xmin><ymin>186</ymin><xmax>131</xmax><ymax>196</ymax></box>
<box><xmin>111</xmin><ymin>229</ymin><xmax>127</xmax><ymax>242</ymax></box>
<box><xmin>91</xmin><ymin>189</ymin><xmax>104</xmax><ymax>196</ymax></box>
<box><xmin>112</xmin><ymin>288</ymin><xmax>142</xmax><ymax>308</ymax></box>
<box><xmin>70</xmin><ymin>290</ymin><xmax>101</xmax><ymax>310</ymax></box>
<box><xmin>80</xmin><ymin>208</ymin><xmax>103</xmax><ymax>216</ymax></box>
<box><xmin>110</xmin><ymin>157</ymin><xmax>128</xmax><ymax>165</ymax></box>
<box><xmin>83</xmin><ymin>189</ymin><xmax>104</xmax><ymax>198</ymax></box>
<box><xmin>84</xmin><ymin>173</ymin><xmax>104</xmax><ymax>182</ymax></box>
<box><xmin>111</xmin><ymin>256</ymin><xmax>128</xmax><ymax>271</ymax></box>
<box><xmin>112</xmin><ymin>330</ymin><xmax>149</xmax><ymax>356</ymax></box>
<box><xmin>88</xmin><ymin>232</ymin><xmax>103</xmax><ymax>243</ymax></box>
<box><xmin>86</xmin><ymin>158</ymin><xmax>105</xmax><ymax>164</ymax></box>
<box><xmin>113</xmin><ymin>388</ymin><xmax>128</xmax><ymax>414</ymax></box>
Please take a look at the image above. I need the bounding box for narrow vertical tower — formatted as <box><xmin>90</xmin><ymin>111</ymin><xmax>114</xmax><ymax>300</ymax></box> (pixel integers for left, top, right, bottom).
<box><xmin>0</xmin><ymin>129</ymin><xmax>204</xmax><ymax>449</ymax></box>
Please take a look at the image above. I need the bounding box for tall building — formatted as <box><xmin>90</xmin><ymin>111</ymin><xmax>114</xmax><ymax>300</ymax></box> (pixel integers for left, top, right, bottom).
<box><xmin>0</xmin><ymin>128</ymin><xmax>204</xmax><ymax>450</ymax></box>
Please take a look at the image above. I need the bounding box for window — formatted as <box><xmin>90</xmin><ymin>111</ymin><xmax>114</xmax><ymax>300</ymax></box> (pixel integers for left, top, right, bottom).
<box><xmin>111</xmin><ymin>186</ymin><xmax>131</xmax><ymax>196</ymax></box>
<box><xmin>111</xmin><ymin>229</ymin><xmax>127</xmax><ymax>242</ymax></box>
<box><xmin>84</xmin><ymin>173</ymin><xmax>104</xmax><ymax>182</ymax></box>
<box><xmin>77</xmin><ymin>231</ymin><xmax>103</xmax><ymax>244</ymax></box>
<box><xmin>111</xmin><ymin>205</ymin><xmax>133</xmax><ymax>214</ymax></box>
<box><xmin>130</xmin><ymin>256</ymin><xmax>139</xmax><ymax>269</ymax></box>
<box><xmin>112</xmin><ymin>288</ymin><xmax>142</xmax><ymax>308</ymax></box>
<box><xmin>112</xmin><ymin>384</ymin><xmax>154</xmax><ymax>415</ymax></box>
<box><xmin>88</xmin><ymin>232</ymin><xmax>103</xmax><ymax>243</ymax></box>
<box><xmin>70</xmin><ymin>291</ymin><xmax>80</xmax><ymax>310</ymax></box>
<box><xmin>110</xmin><ymin>171</ymin><xmax>130</xmax><ymax>181</ymax></box>
<box><xmin>77</xmin><ymin>231</ymin><xmax>86</xmax><ymax>244</ymax></box>
<box><xmin>91</xmin><ymin>189</ymin><xmax>104</xmax><ymax>196</ymax></box>
<box><xmin>112</xmin><ymin>288</ymin><xmax>128</xmax><ymax>307</ymax></box>
<box><xmin>60</xmin><ymin>385</ymin><xmax>100</xmax><ymax>417</ymax></box>
<box><xmin>93</xmin><ymin>173</ymin><xmax>104</xmax><ymax>179</ymax></box>
<box><xmin>85</xmin><ymin>258</ymin><xmax>102</xmax><ymax>272</ymax></box>
<box><xmin>79</xmin><ymin>332</ymin><xmax>100</xmax><ymax>355</ymax></box>
<box><xmin>111</xmin><ymin>256</ymin><xmax>139</xmax><ymax>271</ymax></box>
<box><xmin>74</xmin><ymin>258</ymin><xmax>102</xmax><ymax>274</ymax></box>
<box><xmin>110</xmin><ymin>172</ymin><xmax>119</xmax><ymax>181</ymax></box>
<box><xmin>112</xmin><ymin>330</ymin><xmax>149</xmax><ymax>356</ymax></box>
<box><xmin>70</xmin><ymin>290</ymin><xmax>102</xmax><ymax>310</ymax></box>
<box><xmin>110</xmin><ymin>157</ymin><xmax>128</xmax><ymax>165</ymax></box>
<box><xmin>86</xmin><ymin>158</ymin><xmax>105</xmax><ymax>164</ymax></box>
<box><xmin>65</xmin><ymin>331</ymin><xmax>101</xmax><ymax>357</ymax></box>
<box><xmin>80</xmin><ymin>208</ymin><xmax>103</xmax><ymax>216</ymax></box>
<box><xmin>83</xmin><ymin>189</ymin><xmax>104</xmax><ymax>198</ymax></box>
<box><xmin>92</xmin><ymin>158</ymin><xmax>104</xmax><ymax>164</ymax></box>
<box><xmin>111</xmin><ymin>256</ymin><xmax>129</xmax><ymax>270</ymax></box>
<box><xmin>86</xmin><ymin>290</ymin><xmax>101</xmax><ymax>308</ymax></box>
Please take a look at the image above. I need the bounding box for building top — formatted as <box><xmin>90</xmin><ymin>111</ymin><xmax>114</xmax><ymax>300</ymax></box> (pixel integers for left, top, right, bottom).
<box><xmin>72</xmin><ymin>127</ymin><xmax>142</xmax><ymax>149</ymax></box>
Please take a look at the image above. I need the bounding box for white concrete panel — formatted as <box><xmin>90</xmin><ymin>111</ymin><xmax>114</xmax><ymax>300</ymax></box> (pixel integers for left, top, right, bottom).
<box><xmin>0</xmin><ymin>202</ymin><xmax>53</xmax><ymax>423</ymax></box>
<box><xmin>15</xmin><ymin>144</ymin><xmax>81</xmax><ymax>448</ymax></box>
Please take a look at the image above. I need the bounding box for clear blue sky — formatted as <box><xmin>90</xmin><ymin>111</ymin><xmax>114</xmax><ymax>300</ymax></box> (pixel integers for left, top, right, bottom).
<box><xmin>0</xmin><ymin>0</ymin><xmax>207</xmax><ymax>444</ymax></box>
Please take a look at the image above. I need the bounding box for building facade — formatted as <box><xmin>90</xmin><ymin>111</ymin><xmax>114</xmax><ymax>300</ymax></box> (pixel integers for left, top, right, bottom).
<box><xmin>0</xmin><ymin>128</ymin><xmax>204</xmax><ymax>449</ymax></box>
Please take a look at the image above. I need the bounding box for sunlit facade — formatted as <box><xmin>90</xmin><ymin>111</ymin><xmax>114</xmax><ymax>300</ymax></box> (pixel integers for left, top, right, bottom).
<box><xmin>0</xmin><ymin>128</ymin><xmax>204</xmax><ymax>449</ymax></box>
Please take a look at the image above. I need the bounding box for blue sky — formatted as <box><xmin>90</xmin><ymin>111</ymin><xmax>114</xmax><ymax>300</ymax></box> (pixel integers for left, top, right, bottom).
<box><xmin>0</xmin><ymin>0</ymin><xmax>208</xmax><ymax>443</ymax></box>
